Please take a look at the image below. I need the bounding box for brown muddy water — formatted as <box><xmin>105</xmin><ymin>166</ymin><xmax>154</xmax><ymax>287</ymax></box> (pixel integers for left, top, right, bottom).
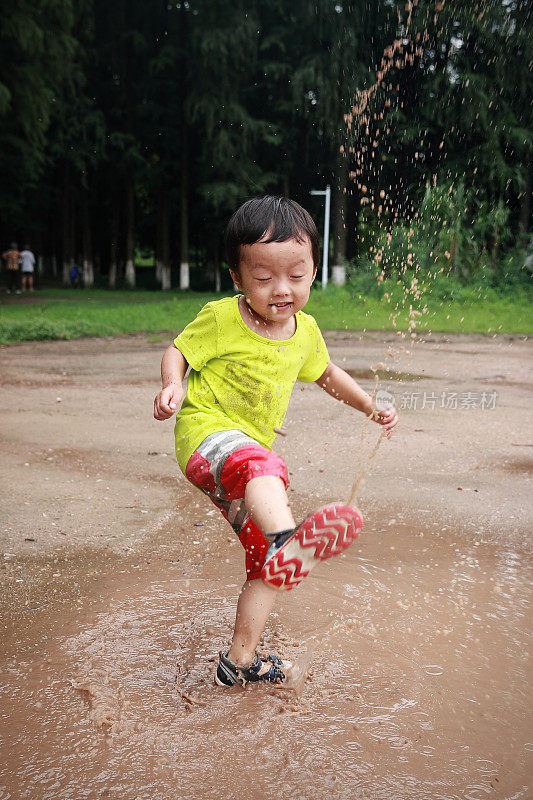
<box><xmin>1</xmin><ymin>514</ymin><xmax>530</xmax><ymax>800</ymax></box>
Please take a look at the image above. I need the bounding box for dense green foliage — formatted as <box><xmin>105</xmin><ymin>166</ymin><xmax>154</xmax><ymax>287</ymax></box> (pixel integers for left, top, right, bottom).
<box><xmin>0</xmin><ymin>0</ymin><xmax>531</xmax><ymax>292</ymax></box>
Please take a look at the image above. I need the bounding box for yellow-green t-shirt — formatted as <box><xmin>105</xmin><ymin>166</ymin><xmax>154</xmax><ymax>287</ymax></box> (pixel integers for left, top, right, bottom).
<box><xmin>173</xmin><ymin>295</ymin><xmax>329</xmax><ymax>472</ymax></box>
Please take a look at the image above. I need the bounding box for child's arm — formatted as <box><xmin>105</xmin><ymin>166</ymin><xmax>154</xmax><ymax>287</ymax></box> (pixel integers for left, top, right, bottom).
<box><xmin>154</xmin><ymin>344</ymin><xmax>188</xmax><ymax>420</ymax></box>
<box><xmin>316</xmin><ymin>362</ymin><xmax>398</xmax><ymax>436</ymax></box>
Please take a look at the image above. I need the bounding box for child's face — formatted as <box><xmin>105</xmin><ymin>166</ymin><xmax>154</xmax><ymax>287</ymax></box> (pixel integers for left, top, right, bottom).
<box><xmin>230</xmin><ymin>237</ymin><xmax>316</xmax><ymax>325</ymax></box>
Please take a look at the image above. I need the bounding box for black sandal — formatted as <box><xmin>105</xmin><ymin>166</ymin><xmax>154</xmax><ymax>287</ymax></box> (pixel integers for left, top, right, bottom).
<box><xmin>214</xmin><ymin>649</ymin><xmax>292</xmax><ymax>686</ymax></box>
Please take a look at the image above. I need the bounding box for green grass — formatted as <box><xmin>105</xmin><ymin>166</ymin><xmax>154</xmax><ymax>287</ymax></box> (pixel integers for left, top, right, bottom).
<box><xmin>0</xmin><ymin>290</ymin><xmax>214</xmax><ymax>344</ymax></box>
<box><xmin>0</xmin><ymin>285</ymin><xmax>531</xmax><ymax>344</ymax></box>
<box><xmin>306</xmin><ymin>284</ymin><xmax>532</xmax><ymax>335</ymax></box>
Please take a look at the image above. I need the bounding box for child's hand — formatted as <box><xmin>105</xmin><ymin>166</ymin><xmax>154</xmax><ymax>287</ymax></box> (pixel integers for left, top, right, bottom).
<box><xmin>154</xmin><ymin>383</ymin><xmax>184</xmax><ymax>420</ymax></box>
<box><xmin>370</xmin><ymin>405</ymin><xmax>398</xmax><ymax>438</ymax></box>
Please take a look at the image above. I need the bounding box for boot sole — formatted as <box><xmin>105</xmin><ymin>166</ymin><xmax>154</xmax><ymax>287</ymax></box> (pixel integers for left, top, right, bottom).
<box><xmin>261</xmin><ymin>503</ymin><xmax>362</xmax><ymax>591</ymax></box>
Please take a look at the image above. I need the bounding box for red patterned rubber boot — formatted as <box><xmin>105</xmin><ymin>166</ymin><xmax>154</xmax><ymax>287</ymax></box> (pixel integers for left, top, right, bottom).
<box><xmin>261</xmin><ymin>503</ymin><xmax>363</xmax><ymax>591</ymax></box>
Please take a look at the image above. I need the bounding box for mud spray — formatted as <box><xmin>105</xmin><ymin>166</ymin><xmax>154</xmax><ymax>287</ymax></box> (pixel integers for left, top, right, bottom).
<box><xmin>344</xmin><ymin>1</ymin><xmax>449</xmax><ymax>507</ymax></box>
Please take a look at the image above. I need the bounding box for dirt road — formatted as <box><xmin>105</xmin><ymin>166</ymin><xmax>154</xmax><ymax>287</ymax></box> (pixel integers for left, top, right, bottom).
<box><xmin>0</xmin><ymin>331</ymin><xmax>531</xmax><ymax>799</ymax></box>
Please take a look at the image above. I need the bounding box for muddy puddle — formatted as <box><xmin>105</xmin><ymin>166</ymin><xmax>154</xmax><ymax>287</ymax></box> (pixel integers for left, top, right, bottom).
<box><xmin>1</xmin><ymin>513</ymin><xmax>530</xmax><ymax>800</ymax></box>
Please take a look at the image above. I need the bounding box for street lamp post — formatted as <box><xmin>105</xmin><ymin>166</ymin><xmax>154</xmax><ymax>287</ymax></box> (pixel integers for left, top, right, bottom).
<box><xmin>310</xmin><ymin>184</ymin><xmax>331</xmax><ymax>289</ymax></box>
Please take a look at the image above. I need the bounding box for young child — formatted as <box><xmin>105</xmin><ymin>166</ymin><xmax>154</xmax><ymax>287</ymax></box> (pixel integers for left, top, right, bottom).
<box><xmin>154</xmin><ymin>196</ymin><xmax>398</xmax><ymax>687</ymax></box>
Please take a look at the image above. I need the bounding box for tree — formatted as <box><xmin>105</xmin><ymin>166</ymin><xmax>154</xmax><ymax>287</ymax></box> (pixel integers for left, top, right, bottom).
<box><xmin>0</xmin><ymin>0</ymin><xmax>75</xmax><ymax>241</ymax></box>
<box><xmin>257</xmin><ymin>0</ymin><xmax>392</xmax><ymax>284</ymax></box>
<box><xmin>1</xmin><ymin>0</ymin><xmax>529</xmax><ymax>290</ymax></box>
<box><xmin>189</xmin><ymin>1</ymin><xmax>276</xmax><ymax>243</ymax></box>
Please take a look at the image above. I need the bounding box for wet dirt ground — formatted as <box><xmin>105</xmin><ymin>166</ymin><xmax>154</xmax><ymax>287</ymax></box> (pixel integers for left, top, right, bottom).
<box><xmin>0</xmin><ymin>331</ymin><xmax>531</xmax><ymax>799</ymax></box>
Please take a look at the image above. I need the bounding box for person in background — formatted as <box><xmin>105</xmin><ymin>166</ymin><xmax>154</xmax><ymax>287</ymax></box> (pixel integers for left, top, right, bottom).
<box><xmin>70</xmin><ymin>264</ymin><xmax>80</xmax><ymax>287</ymax></box>
<box><xmin>2</xmin><ymin>243</ymin><xmax>21</xmax><ymax>294</ymax></box>
<box><xmin>20</xmin><ymin>244</ymin><xmax>36</xmax><ymax>292</ymax></box>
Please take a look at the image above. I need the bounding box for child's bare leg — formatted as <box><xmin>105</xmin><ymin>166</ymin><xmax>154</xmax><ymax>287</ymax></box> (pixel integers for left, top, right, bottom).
<box><xmin>227</xmin><ymin>578</ymin><xmax>278</xmax><ymax>666</ymax></box>
<box><xmin>225</xmin><ymin>477</ymin><xmax>294</xmax><ymax>669</ymax></box>
<box><xmin>244</xmin><ymin>475</ymin><xmax>295</xmax><ymax>535</ymax></box>
<box><xmin>223</xmin><ymin>476</ymin><xmax>294</xmax><ymax>670</ymax></box>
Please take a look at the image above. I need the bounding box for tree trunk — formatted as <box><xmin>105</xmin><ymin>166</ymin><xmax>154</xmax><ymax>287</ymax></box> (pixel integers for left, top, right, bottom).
<box><xmin>179</xmin><ymin>119</ymin><xmax>190</xmax><ymax>290</ymax></box>
<box><xmin>109</xmin><ymin>193</ymin><xmax>119</xmax><ymax>289</ymax></box>
<box><xmin>332</xmin><ymin>142</ymin><xmax>348</xmax><ymax>286</ymax></box>
<box><xmin>62</xmin><ymin>163</ymin><xmax>73</xmax><ymax>285</ymax></box>
<box><xmin>155</xmin><ymin>184</ymin><xmax>163</xmax><ymax>285</ymax></box>
<box><xmin>519</xmin><ymin>156</ymin><xmax>531</xmax><ymax>249</ymax></box>
<box><xmin>161</xmin><ymin>188</ymin><xmax>171</xmax><ymax>291</ymax></box>
<box><xmin>491</xmin><ymin>223</ymin><xmax>500</xmax><ymax>270</ymax></box>
<box><xmin>214</xmin><ymin>239</ymin><xmax>221</xmax><ymax>293</ymax></box>
<box><xmin>178</xmin><ymin>2</ymin><xmax>190</xmax><ymax>291</ymax></box>
<box><xmin>124</xmin><ymin>170</ymin><xmax>135</xmax><ymax>287</ymax></box>
<box><xmin>81</xmin><ymin>187</ymin><xmax>94</xmax><ymax>288</ymax></box>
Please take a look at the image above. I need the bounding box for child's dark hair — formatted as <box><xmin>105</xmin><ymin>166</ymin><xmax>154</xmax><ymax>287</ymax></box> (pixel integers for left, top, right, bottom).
<box><xmin>225</xmin><ymin>196</ymin><xmax>320</xmax><ymax>271</ymax></box>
